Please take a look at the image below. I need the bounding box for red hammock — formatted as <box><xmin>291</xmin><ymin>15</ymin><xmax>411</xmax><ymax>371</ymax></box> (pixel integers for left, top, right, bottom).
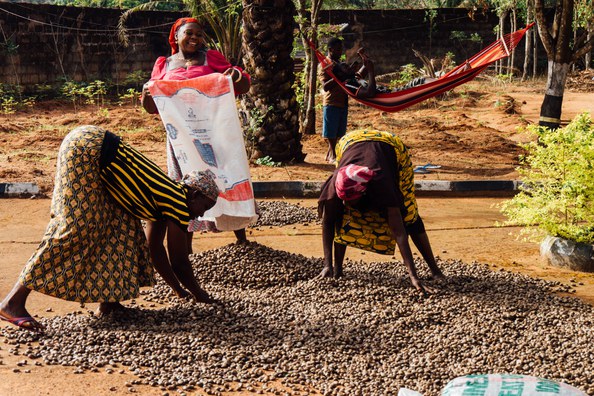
<box><xmin>309</xmin><ymin>23</ymin><xmax>534</xmax><ymax>112</ymax></box>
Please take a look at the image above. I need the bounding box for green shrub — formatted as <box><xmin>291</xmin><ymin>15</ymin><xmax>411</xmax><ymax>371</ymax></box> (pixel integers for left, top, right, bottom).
<box><xmin>389</xmin><ymin>64</ymin><xmax>421</xmax><ymax>88</ymax></box>
<box><xmin>255</xmin><ymin>155</ymin><xmax>282</xmax><ymax>167</ymax></box>
<box><xmin>499</xmin><ymin>113</ymin><xmax>594</xmax><ymax>244</ymax></box>
<box><xmin>60</xmin><ymin>79</ymin><xmax>107</xmax><ymax>111</ymax></box>
<box><xmin>0</xmin><ymin>83</ymin><xmax>36</xmax><ymax>114</ymax></box>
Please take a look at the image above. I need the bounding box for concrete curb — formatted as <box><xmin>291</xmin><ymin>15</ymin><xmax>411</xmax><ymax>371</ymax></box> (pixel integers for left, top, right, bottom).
<box><xmin>0</xmin><ymin>183</ymin><xmax>39</xmax><ymax>198</ymax></box>
<box><xmin>0</xmin><ymin>180</ymin><xmax>522</xmax><ymax>199</ymax></box>
<box><xmin>254</xmin><ymin>180</ymin><xmax>522</xmax><ymax>198</ymax></box>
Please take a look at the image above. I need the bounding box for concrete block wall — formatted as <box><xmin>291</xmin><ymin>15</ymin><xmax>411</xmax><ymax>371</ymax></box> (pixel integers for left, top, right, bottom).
<box><xmin>0</xmin><ymin>2</ymin><xmax>185</xmax><ymax>90</ymax></box>
<box><xmin>0</xmin><ymin>4</ymin><xmax>565</xmax><ymax>90</ymax></box>
<box><xmin>318</xmin><ymin>9</ymin><xmax>545</xmax><ymax>76</ymax></box>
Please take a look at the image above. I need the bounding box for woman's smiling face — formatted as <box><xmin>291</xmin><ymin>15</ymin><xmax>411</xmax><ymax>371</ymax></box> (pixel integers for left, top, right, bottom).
<box><xmin>176</xmin><ymin>22</ymin><xmax>205</xmax><ymax>55</ymax></box>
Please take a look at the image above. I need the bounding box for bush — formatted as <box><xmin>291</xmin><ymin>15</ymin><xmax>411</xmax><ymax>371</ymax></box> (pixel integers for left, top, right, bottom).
<box><xmin>499</xmin><ymin>112</ymin><xmax>594</xmax><ymax>244</ymax></box>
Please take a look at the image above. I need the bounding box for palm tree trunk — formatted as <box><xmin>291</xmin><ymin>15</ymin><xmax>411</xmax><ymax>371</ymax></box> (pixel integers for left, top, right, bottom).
<box><xmin>239</xmin><ymin>0</ymin><xmax>305</xmax><ymax>162</ymax></box>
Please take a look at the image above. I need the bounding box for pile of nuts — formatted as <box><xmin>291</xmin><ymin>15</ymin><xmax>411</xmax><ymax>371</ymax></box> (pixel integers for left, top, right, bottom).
<box><xmin>2</xmin><ymin>242</ymin><xmax>592</xmax><ymax>395</ymax></box>
<box><xmin>251</xmin><ymin>200</ymin><xmax>319</xmax><ymax>228</ymax></box>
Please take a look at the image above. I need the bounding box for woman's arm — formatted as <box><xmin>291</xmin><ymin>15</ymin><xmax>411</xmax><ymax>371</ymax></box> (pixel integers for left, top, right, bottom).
<box><xmin>386</xmin><ymin>207</ymin><xmax>434</xmax><ymax>294</ymax></box>
<box><xmin>319</xmin><ymin>198</ymin><xmax>344</xmax><ymax>278</ymax></box>
<box><xmin>224</xmin><ymin>67</ymin><xmax>251</xmax><ymax>95</ymax></box>
<box><xmin>207</xmin><ymin>50</ymin><xmax>251</xmax><ymax>95</ymax></box>
<box><xmin>144</xmin><ymin>220</ymin><xmax>188</xmax><ymax>297</ymax></box>
<box><xmin>141</xmin><ymin>82</ymin><xmax>158</xmax><ymax>114</ymax></box>
<box><xmin>165</xmin><ymin>220</ymin><xmax>216</xmax><ymax>303</ymax></box>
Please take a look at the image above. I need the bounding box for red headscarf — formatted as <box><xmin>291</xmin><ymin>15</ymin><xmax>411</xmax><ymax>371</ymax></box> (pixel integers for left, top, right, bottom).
<box><xmin>335</xmin><ymin>164</ymin><xmax>376</xmax><ymax>201</ymax></box>
<box><xmin>169</xmin><ymin>17</ymin><xmax>202</xmax><ymax>55</ymax></box>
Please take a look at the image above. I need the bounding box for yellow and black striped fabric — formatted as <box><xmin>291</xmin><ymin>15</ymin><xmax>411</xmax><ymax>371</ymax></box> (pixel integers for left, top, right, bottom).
<box><xmin>100</xmin><ymin>138</ymin><xmax>191</xmax><ymax>230</ymax></box>
<box><xmin>19</xmin><ymin>126</ymin><xmax>154</xmax><ymax>303</ymax></box>
<box><xmin>335</xmin><ymin>129</ymin><xmax>418</xmax><ymax>224</ymax></box>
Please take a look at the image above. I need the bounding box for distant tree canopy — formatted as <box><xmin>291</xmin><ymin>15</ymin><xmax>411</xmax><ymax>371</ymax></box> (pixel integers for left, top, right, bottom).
<box><xmin>52</xmin><ymin>0</ymin><xmax>183</xmax><ymax>10</ymax></box>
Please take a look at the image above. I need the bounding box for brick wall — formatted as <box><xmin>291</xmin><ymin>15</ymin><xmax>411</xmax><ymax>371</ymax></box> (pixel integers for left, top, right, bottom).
<box><xmin>0</xmin><ymin>4</ymin><xmax>563</xmax><ymax>91</ymax></box>
<box><xmin>318</xmin><ymin>9</ymin><xmax>545</xmax><ymax>75</ymax></box>
<box><xmin>0</xmin><ymin>3</ymin><xmax>185</xmax><ymax>90</ymax></box>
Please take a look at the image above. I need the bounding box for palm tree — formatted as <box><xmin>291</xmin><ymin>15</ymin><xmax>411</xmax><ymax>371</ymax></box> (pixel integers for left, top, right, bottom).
<box><xmin>239</xmin><ymin>0</ymin><xmax>305</xmax><ymax>162</ymax></box>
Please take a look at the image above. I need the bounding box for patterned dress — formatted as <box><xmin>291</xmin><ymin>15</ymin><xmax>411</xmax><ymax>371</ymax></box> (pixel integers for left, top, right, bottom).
<box><xmin>19</xmin><ymin>125</ymin><xmax>191</xmax><ymax>303</ymax></box>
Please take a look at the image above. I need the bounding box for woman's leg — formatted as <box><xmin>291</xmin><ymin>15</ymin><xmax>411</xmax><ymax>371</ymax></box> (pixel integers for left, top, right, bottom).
<box><xmin>0</xmin><ymin>282</ymin><xmax>43</xmax><ymax>331</ymax></box>
<box><xmin>186</xmin><ymin>232</ymin><xmax>194</xmax><ymax>254</ymax></box>
<box><xmin>233</xmin><ymin>228</ymin><xmax>248</xmax><ymax>243</ymax></box>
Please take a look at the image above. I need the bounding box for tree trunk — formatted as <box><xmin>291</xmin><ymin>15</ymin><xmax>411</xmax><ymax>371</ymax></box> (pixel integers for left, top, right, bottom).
<box><xmin>239</xmin><ymin>0</ymin><xmax>305</xmax><ymax>163</ymax></box>
<box><xmin>509</xmin><ymin>8</ymin><xmax>516</xmax><ymax>75</ymax></box>
<box><xmin>522</xmin><ymin>1</ymin><xmax>533</xmax><ymax>81</ymax></box>
<box><xmin>301</xmin><ymin>51</ymin><xmax>318</xmax><ymax>135</ymax></box>
<box><xmin>586</xmin><ymin>25</ymin><xmax>592</xmax><ymax>70</ymax></box>
<box><xmin>533</xmin><ymin>28</ymin><xmax>538</xmax><ymax>77</ymax></box>
<box><xmin>296</xmin><ymin>0</ymin><xmax>323</xmax><ymax>136</ymax></box>
<box><xmin>496</xmin><ymin>12</ymin><xmax>507</xmax><ymax>74</ymax></box>
<box><xmin>539</xmin><ymin>61</ymin><xmax>570</xmax><ymax>129</ymax></box>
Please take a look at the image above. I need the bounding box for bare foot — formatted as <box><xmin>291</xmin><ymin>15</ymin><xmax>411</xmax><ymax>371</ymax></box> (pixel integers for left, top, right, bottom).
<box><xmin>96</xmin><ymin>302</ymin><xmax>129</xmax><ymax>318</ymax></box>
<box><xmin>430</xmin><ymin>272</ymin><xmax>445</xmax><ymax>281</ymax></box>
<box><xmin>317</xmin><ymin>266</ymin><xmax>334</xmax><ymax>279</ymax></box>
<box><xmin>191</xmin><ymin>288</ymin><xmax>218</xmax><ymax>305</ymax></box>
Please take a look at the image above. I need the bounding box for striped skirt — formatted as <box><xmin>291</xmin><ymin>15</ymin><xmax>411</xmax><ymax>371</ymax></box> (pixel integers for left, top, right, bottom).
<box><xmin>19</xmin><ymin>126</ymin><xmax>154</xmax><ymax>303</ymax></box>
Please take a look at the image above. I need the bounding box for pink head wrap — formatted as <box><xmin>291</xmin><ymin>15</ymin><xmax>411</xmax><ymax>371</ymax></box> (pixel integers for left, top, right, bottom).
<box><xmin>335</xmin><ymin>164</ymin><xmax>375</xmax><ymax>201</ymax></box>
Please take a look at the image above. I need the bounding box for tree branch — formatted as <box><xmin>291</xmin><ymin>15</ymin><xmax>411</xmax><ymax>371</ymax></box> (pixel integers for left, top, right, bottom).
<box><xmin>572</xmin><ymin>34</ymin><xmax>594</xmax><ymax>62</ymax></box>
<box><xmin>533</xmin><ymin>0</ymin><xmax>555</xmax><ymax>57</ymax></box>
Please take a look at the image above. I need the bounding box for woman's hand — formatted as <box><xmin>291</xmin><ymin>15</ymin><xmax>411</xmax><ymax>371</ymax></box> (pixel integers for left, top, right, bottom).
<box><xmin>141</xmin><ymin>82</ymin><xmax>158</xmax><ymax>114</ymax></box>
<box><xmin>174</xmin><ymin>288</ymin><xmax>190</xmax><ymax>299</ymax></box>
<box><xmin>223</xmin><ymin>67</ymin><xmax>242</xmax><ymax>82</ymax></box>
<box><xmin>223</xmin><ymin>67</ymin><xmax>250</xmax><ymax>95</ymax></box>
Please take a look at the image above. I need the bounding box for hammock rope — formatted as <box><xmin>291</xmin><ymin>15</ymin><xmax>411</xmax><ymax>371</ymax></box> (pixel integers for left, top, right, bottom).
<box><xmin>308</xmin><ymin>23</ymin><xmax>534</xmax><ymax>112</ymax></box>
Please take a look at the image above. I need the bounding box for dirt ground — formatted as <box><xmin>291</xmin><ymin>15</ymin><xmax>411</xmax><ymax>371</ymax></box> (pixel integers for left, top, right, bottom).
<box><xmin>1</xmin><ymin>74</ymin><xmax>594</xmax><ymax>395</ymax></box>
<box><xmin>1</xmin><ymin>74</ymin><xmax>592</xmax><ymax>194</ymax></box>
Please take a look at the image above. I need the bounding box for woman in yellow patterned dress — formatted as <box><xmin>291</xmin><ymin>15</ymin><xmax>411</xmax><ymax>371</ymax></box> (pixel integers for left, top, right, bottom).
<box><xmin>0</xmin><ymin>125</ymin><xmax>220</xmax><ymax>332</ymax></box>
<box><xmin>318</xmin><ymin>129</ymin><xmax>444</xmax><ymax>294</ymax></box>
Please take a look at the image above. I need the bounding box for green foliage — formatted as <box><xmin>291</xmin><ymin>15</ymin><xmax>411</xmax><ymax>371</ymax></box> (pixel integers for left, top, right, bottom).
<box><xmin>450</xmin><ymin>31</ymin><xmax>482</xmax><ymax>44</ymax></box>
<box><xmin>494</xmin><ymin>73</ymin><xmax>514</xmax><ymax>84</ymax></box>
<box><xmin>60</xmin><ymin>80</ymin><xmax>83</xmax><ymax>111</ymax></box>
<box><xmin>244</xmin><ymin>105</ymin><xmax>273</xmax><ymax>160</ymax></box>
<box><xmin>292</xmin><ymin>69</ymin><xmax>306</xmax><ymax>111</ymax></box>
<box><xmin>0</xmin><ymin>36</ymin><xmax>18</xmax><ymax>55</ymax></box>
<box><xmin>389</xmin><ymin>63</ymin><xmax>422</xmax><ymax>88</ymax></box>
<box><xmin>469</xmin><ymin>32</ymin><xmax>482</xmax><ymax>43</ymax></box>
<box><xmin>1</xmin><ymin>95</ymin><xmax>18</xmax><ymax>115</ymax></box>
<box><xmin>118</xmin><ymin>88</ymin><xmax>141</xmax><ymax>106</ymax></box>
<box><xmin>0</xmin><ymin>83</ymin><xmax>35</xmax><ymax>115</ymax></box>
<box><xmin>54</xmin><ymin>0</ymin><xmax>181</xmax><ymax>10</ymax></box>
<box><xmin>83</xmin><ymin>80</ymin><xmax>107</xmax><ymax>105</ymax></box>
<box><xmin>60</xmin><ymin>79</ymin><xmax>107</xmax><ymax>111</ymax></box>
<box><xmin>499</xmin><ymin>113</ymin><xmax>594</xmax><ymax>244</ymax></box>
<box><xmin>255</xmin><ymin>156</ymin><xmax>282</xmax><ymax>167</ymax></box>
<box><xmin>122</xmin><ymin>70</ymin><xmax>149</xmax><ymax>89</ymax></box>
<box><xmin>450</xmin><ymin>31</ymin><xmax>467</xmax><ymax>41</ymax></box>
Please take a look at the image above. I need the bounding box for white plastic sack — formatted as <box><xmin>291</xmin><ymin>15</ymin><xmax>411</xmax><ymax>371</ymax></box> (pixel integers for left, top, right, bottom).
<box><xmin>441</xmin><ymin>374</ymin><xmax>587</xmax><ymax>396</ymax></box>
<box><xmin>398</xmin><ymin>388</ymin><xmax>423</xmax><ymax>396</ymax></box>
<box><xmin>149</xmin><ymin>74</ymin><xmax>257</xmax><ymax>231</ymax></box>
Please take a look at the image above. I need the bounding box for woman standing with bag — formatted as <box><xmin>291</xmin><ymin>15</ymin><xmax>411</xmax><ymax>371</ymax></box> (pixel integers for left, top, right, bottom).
<box><xmin>142</xmin><ymin>17</ymin><xmax>252</xmax><ymax>248</ymax></box>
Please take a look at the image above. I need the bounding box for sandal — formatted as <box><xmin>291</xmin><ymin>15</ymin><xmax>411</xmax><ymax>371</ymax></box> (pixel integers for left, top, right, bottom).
<box><xmin>0</xmin><ymin>312</ymin><xmax>44</xmax><ymax>333</ymax></box>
